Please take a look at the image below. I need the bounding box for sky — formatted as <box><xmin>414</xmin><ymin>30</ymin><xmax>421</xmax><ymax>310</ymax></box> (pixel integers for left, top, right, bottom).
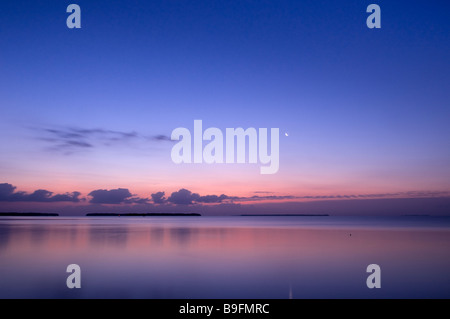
<box><xmin>0</xmin><ymin>0</ymin><xmax>449</xmax><ymax>215</ymax></box>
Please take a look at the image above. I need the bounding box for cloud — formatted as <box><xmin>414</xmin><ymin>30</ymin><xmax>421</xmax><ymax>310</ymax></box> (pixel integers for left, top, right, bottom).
<box><xmin>152</xmin><ymin>135</ymin><xmax>173</xmax><ymax>142</ymax></box>
<box><xmin>0</xmin><ymin>183</ymin><xmax>80</xmax><ymax>202</ymax></box>
<box><xmin>0</xmin><ymin>183</ymin><xmax>15</xmax><ymax>197</ymax></box>
<box><xmin>65</xmin><ymin>140</ymin><xmax>93</xmax><ymax>148</ymax></box>
<box><xmin>41</xmin><ymin>127</ymin><xmax>138</xmax><ymax>153</ymax></box>
<box><xmin>196</xmin><ymin>194</ymin><xmax>229</xmax><ymax>203</ymax></box>
<box><xmin>156</xmin><ymin>188</ymin><xmax>450</xmax><ymax>206</ymax></box>
<box><xmin>151</xmin><ymin>191</ymin><xmax>167</xmax><ymax>204</ymax></box>
<box><xmin>35</xmin><ymin>126</ymin><xmax>173</xmax><ymax>154</ymax></box>
<box><xmin>46</xmin><ymin>128</ymin><xmax>138</xmax><ymax>140</ymax></box>
<box><xmin>2</xmin><ymin>182</ymin><xmax>450</xmax><ymax>213</ymax></box>
<box><xmin>248</xmin><ymin>195</ymin><xmax>296</xmax><ymax>201</ymax></box>
<box><xmin>167</xmin><ymin>188</ymin><xmax>199</xmax><ymax>205</ymax></box>
<box><xmin>232</xmin><ymin>192</ymin><xmax>446</xmax><ymax>201</ymax></box>
<box><xmin>166</xmin><ymin>189</ymin><xmax>230</xmax><ymax>205</ymax></box>
<box><xmin>88</xmin><ymin>188</ymin><xmax>149</xmax><ymax>204</ymax></box>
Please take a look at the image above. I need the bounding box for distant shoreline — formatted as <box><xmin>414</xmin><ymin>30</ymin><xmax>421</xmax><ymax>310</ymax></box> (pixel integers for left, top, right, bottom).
<box><xmin>0</xmin><ymin>213</ymin><xmax>447</xmax><ymax>219</ymax></box>
<box><xmin>240</xmin><ymin>214</ymin><xmax>329</xmax><ymax>216</ymax></box>
<box><xmin>85</xmin><ymin>213</ymin><xmax>201</xmax><ymax>217</ymax></box>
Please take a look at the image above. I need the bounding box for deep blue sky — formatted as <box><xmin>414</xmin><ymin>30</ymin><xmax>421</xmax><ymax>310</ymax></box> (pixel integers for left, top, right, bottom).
<box><xmin>0</xmin><ymin>1</ymin><xmax>449</xmax><ymax>214</ymax></box>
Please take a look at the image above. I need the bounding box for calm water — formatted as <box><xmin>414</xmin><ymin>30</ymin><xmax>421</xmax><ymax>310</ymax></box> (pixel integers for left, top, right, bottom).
<box><xmin>0</xmin><ymin>216</ymin><xmax>449</xmax><ymax>298</ymax></box>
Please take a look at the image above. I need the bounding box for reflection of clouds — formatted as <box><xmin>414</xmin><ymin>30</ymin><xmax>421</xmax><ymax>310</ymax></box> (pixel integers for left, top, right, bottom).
<box><xmin>149</xmin><ymin>227</ymin><xmax>165</xmax><ymax>245</ymax></box>
<box><xmin>0</xmin><ymin>223</ymin><xmax>71</xmax><ymax>250</ymax></box>
<box><xmin>146</xmin><ymin>226</ymin><xmax>232</xmax><ymax>249</ymax></box>
<box><xmin>29</xmin><ymin>224</ymin><xmax>51</xmax><ymax>246</ymax></box>
<box><xmin>0</xmin><ymin>221</ymin><xmax>230</xmax><ymax>253</ymax></box>
<box><xmin>169</xmin><ymin>227</ymin><xmax>197</xmax><ymax>247</ymax></box>
<box><xmin>88</xmin><ymin>225</ymin><xmax>129</xmax><ymax>249</ymax></box>
<box><xmin>148</xmin><ymin>226</ymin><xmax>229</xmax><ymax>248</ymax></box>
<box><xmin>0</xmin><ymin>224</ymin><xmax>53</xmax><ymax>248</ymax></box>
<box><xmin>0</xmin><ymin>224</ymin><xmax>11</xmax><ymax>250</ymax></box>
<box><xmin>202</xmin><ymin>227</ymin><xmax>227</xmax><ymax>239</ymax></box>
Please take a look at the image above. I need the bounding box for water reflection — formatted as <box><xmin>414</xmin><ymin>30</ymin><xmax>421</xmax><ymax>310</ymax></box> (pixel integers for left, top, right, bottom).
<box><xmin>0</xmin><ymin>223</ymin><xmax>11</xmax><ymax>250</ymax></box>
<box><xmin>0</xmin><ymin>217</ymin><xmax>449</xmax><ymax>298</ymax></box>
<box><xmin>149</xmin><ymin>227</ymin><xmax>165</xmax><ymax>246</ymax></box>
<box><xmin>169</xmin><ymin>227</ymin><xmax>197</xmax><ymax>247</ymax></box>
<box><xmin>88</xmin><ymin>224</ymin><xmax>129</xmax><ymax>248</ymax></box>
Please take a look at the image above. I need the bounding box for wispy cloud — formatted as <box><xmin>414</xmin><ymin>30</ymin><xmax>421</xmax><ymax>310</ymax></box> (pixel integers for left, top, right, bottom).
<box><xmin>152</xmin><ymin>135</ymin><xmax>172</xmax><ymax>142</ymax></box>
<box><xmin>229</xmin><ymin>191</ymin><xmax>450</xmax><ymax>202</ymax></box>
<box><xmin>34</xmin><ymin>126</ymin><xmax>173</xmax><ymax>154</ymax></box>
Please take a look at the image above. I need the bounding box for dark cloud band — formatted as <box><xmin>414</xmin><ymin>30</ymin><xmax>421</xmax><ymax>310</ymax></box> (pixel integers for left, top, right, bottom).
<box><xmin>0</xmin><ymin>183</ymin><xmax>80</xmax><ymax>202</ymax></box>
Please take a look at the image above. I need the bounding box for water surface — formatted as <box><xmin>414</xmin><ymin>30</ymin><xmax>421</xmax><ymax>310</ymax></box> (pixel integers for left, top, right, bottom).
<box><xmin>0</xmin><ymin>216</ymin><xmax>449</xmax><ymax>298</ymax></box>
